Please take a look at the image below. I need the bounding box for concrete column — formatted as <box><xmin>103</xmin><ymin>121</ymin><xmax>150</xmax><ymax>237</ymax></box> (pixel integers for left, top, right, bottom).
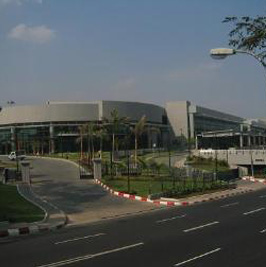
<box><xmin>10</xmin><ymin>127</ymin><xmax>16</xmax><ymax>151</ymax></box>
<box><xmin>49</xmin><ymin>124</ymin><xmax>55</xmax><ymax>154</ymax></box>
<box><xmin>195</xmin><ymin>135</ymin><xmax>198</xmax><ymax>150</ymax></box>
<box><xmin>21</xmin><ymin>161</ymin><xmax>30</xmax><ymax>184</ymax></box>
<box><xmin>93</xmin><ymin>158</ymin><xmax>102</xmax><ymax>180</ymax></box>
<box><xmin>248</xmin><ymin>135</ymin><xmax>251</xmax><ymax>147</ymax></box>
<box><xmin>189</xmin><ymin>113</ymin><xmax>194</xmax><ymax>139</ymax></box>
<box><xmin>240</xmin><ymin>135</ymin><xmax>244</xmax><ymax>148</ymax></box>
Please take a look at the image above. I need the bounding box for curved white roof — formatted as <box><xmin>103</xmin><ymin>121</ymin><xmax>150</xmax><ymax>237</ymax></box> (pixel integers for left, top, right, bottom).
<box><xmin>0</xmin><ymin>101</ymin><xmax>165</xmax><ymax>126</ymax></box>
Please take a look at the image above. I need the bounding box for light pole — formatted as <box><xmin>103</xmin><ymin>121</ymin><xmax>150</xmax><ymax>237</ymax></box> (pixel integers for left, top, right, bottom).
<box><xmin>210</xmin><ymin>48</ymin><xmax>266</xmax><ymax>75</ymax></box>
<box><xmin>210</xmin><ymin>47</ymin><xmax>263</xmax><ymax>177</ymax></box>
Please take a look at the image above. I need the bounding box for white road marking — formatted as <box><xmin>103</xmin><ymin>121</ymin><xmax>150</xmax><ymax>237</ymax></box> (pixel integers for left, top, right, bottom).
<box><xmin>220</xmin><ymin>202</ymin><xmax>239</xmax><ymax>208</ymax></box>
<box><xmin>37</xmin><ymin>242</ymin><xmax>144</xmax><ymax>267</ymax></box>
<box><xmin>243</xmin><ymin>207</ymin><xmax>265</xmax><ymax>215</ymax></box>
<box><xmin>259</xmin><ymin>195</ymin><xmax>266</xmax><ymax>198</ymax></box>
<box><xmin>183</xmin><ymin>221</ymin><xmax>219</xmax><ymax>233</ymax></box>
<box><xmin>260</xmin><ymin>229</ymin><xmax>266</xmax><ymax>233</ymax></box>
<box><xmin>174</xmin><ymin>248</ymin><xmax>222</xmax><ymax>266</ymax></box>
<box><xmin>156</xmin><ymin>214</ymin><xmax>186</xmax><ymax>224</ymax></box>
<box><xmin>54</xmin><ymin>233</ymin><xmax>106</xmax><ymax>245</ymax></box>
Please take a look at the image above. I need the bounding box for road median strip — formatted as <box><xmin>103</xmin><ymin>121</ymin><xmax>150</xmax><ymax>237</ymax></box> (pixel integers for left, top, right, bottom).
<box><xmin>95</xmin><ymin>179</ymin><xmax>255</xmax><ymax>207</ymax></box>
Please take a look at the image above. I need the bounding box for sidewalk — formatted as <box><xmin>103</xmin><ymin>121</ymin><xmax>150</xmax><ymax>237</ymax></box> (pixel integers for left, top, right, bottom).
<box><xmin>0</xmin><ymin>183</ymin><xmax>67</xmax><ymax>238</ymax></box>
<box><xmin>160</xmin><ymin>180</ymin><xmax>266</xmax><ymax>205</ymax></box>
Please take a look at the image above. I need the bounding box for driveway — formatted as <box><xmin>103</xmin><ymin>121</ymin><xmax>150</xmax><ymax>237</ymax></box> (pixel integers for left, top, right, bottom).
<box><xmin>29</xmin><ymin>157</ymin><xmax>160</xmax><ymax>225</ymax></box>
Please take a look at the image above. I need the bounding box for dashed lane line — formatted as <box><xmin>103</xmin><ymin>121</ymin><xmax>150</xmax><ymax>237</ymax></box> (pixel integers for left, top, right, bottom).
<box><xmin>220</xmin><ymin>202</ymin><xmax>239</xmax><ymax>208</ymax></box>
<box><xmin>37</xmin><ymin>242</ymin><xmax>144</xmax><ymax>267</ymax></box>
<box><xmin>243</xmin><ymin>207</ymin><xmax>265</xmax><ymax>216</ymax></box>
<box><xmin>183</xmin><ymin>221</ymin><xmax>219</xmax><ymax>233</ymax></box>
<box><xmin>156</xmin><ymin>214</ymin><xmax>186</xmax><ymax>224</ymax></box>
<box><xmin>174</xmin><ymin>248</ymin><xmax>222</xmax><ymax>266</ymax></box>
<box><xmin>54</xmin><ymin>233</ymin><xmax>106</xmax><ymax>245</ymax></box>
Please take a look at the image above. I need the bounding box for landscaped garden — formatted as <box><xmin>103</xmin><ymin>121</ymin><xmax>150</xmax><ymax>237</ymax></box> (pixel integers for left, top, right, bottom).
<box><xmin>0</xmin><ymin>159</ymin><xmax>45</xmax><ymax>223</ymax></box>
<box><xmin>0</xmin><ymin>183</ymin><xmax>44</xmax><ymax>223</ymax></box>
<box><xmin>100</xmin><ymin>155</ymin><xmax>235</xmax><ymax>198</ymax></box>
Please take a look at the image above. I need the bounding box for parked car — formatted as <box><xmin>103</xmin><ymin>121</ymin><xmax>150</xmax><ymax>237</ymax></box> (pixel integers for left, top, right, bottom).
<box><xmin>8</xmin><ymin>150</ymin><xmax>26</xmax><ymax>161</ymax></box>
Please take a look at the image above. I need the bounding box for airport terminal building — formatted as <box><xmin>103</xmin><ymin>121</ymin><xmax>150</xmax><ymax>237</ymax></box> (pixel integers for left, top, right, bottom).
<box><xmin>1</xmin><ymin>100</ymin><xmax>266</xmax><ymax>154</ymax></box>
<box><xmin>0</xmin><ymin>101</ymin><xmax>168</xmax><ymax>154</ymax></box>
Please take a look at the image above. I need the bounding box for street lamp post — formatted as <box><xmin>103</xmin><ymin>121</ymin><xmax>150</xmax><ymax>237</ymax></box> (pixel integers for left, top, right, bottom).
<box><xmin>210</xmin><ymin>48</ymin><xmax>266</xmax><ymax>74</ymax></box>
<box><xmin>210</xmin><ymin>47</ymin><xmax>264</xmax><ymax>178</ymax></box>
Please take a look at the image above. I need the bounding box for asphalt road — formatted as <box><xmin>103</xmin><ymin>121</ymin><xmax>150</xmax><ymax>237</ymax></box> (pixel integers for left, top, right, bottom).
<box><xmin>2</xmin><ymin>186</ymin><xmax>266</xmax><ymax>266</ymax></box>
<box><xmin>28</xmin><ymin>157</ymin><xmax>159</xmax><ymax>224</ymax></box>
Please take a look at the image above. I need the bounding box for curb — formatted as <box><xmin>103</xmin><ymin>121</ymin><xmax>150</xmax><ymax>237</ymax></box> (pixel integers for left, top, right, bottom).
<box><xmin>95</xmin><ymin>179</ymin><xmax>254</xmax><ymax>207</ymax></box>
<box><xmin>0</xmin><ymin>184</ymin><xmax>67</xmax><ymax>239</ymax></box>
<box><xmin>242</xmin><ymin>176</ymin><xmax>266</xmax><ymax>184</ymax></box>
<box><xmin>0</xmin><ymin>221</ymin><xmax>66</xmax><ymax>239</ymax></box>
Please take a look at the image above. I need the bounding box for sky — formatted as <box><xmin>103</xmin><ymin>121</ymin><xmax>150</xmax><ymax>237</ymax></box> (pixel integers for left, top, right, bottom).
<box><xmin>0</xmin><ymin>0</ymin><xmax>265</xmax><ymax>119</ymax></box>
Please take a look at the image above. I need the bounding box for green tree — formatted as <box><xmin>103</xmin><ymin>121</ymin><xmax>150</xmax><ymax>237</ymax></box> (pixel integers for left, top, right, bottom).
<box><xmin>223</xmin><ymin>16</ymin><xmax>266</xmax><ymax>66</ymax></box>
<box><xmin>131</xmin><ymin>115</ymin><xmax>147</xmax><ymax>167</ymax></box>
<box><xmin>76</xmin><ymin>125</ymin><xmax>85</xmax><ymax>160</ymax></box>
<box><xmin>85</xmin><ymin>122</ymin><xmax>97</xmax><ymax>164</ymax></box>
<box><xmin>102</xmin><ymin>109</ymin><xmax>129</xmax><ymax>163</ymax></box>
<box><xmin>76</xmin><ymin>122</ymin><xmax>97</xmax><ymax>164</ymax></box>
<box><xmin>94</xmin><ymin>123</ymin><xmax>108</xmax><ymax>158</ymax></box>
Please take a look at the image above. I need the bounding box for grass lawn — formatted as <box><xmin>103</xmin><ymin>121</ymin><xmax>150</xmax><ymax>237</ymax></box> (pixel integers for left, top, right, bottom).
<box><xmin>102</xmin><ymin>176</ymin><xmax>229</xmax><ymax>197</ymax></box>
<box><xmin>190</xmin><ymin>162</ymin><xmax>230</xmax><ymax>172</ymax></box>
<box><xmin>0</xmin><ymin>183</ymin><xmax>45</xmax><ymax>223</ymax></box>
<box><xmin>0</xmin><ymin>161</ymin><xmax>16</xmax><ymax>169</ymax></box>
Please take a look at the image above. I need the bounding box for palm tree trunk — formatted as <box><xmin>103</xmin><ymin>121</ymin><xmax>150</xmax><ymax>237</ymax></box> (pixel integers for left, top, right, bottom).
<box><xmin>112</xmin><ymin>133</ymin><xmax>115</xmax><ymax>162</ymax></box>
<box><xmin>87</xmin><ymin>133</ymin><xmax>90</xmax><ymax>165</ymax></box>
<box><xmin>100</xmin><ymin>133</ymin><xmax>103</xmax><ymax>159</ymax></box>
<box><xmin>134</xmin><ymin>135</ymin><xmax>138</xmax><ymax>168</ymax></box>
<box><xmin>91</xmin><ymin>134</ymin><xmax>94</xmax><ymax>159</ymax></box>
<box><xmin>80</xmin><ymin>135</ymin><xmax>83</xmax><ymax>160</ymax></box>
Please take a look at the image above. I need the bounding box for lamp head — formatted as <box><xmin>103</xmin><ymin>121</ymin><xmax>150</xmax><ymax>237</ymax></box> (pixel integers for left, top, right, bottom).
<box><xmin>210</xmin><ymin>48</ymin><xmax>235</xmax><ymax>60</ymax></box>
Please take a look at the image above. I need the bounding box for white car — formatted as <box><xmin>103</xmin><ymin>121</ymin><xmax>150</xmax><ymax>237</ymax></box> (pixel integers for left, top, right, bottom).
<box><xmin>8</xmin><ymin>151</ymin><xmax>26</xmax><ymax>161</ymax></box>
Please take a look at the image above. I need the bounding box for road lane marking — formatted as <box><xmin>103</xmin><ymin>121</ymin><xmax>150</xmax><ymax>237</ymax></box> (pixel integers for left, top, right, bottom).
<box><xmin>54</xmin><ymin>233</ymin><xmax>106</xmax><ymax>245</ymax></box>
<box><xmin>259</xmin><ymin>195</ymin><xmax>266</xmax><ymax>198</ymax></box>
<box><xmin>156</xmin><ymin>214</ymin><xmax>186</xmax><ymax>224</ymax></box>
<box><xmin>260</xmin><ymin>229</ymin><xmax>266</xmax><ymax>233</ymax></box>
<box><xmin>37</xmin><ymin>242</ymin><xmax>144</xmax><ymax>267</ymax></box>
<box><xmin>243</xmin><ymin>207</ymin><xmax>265</xmax><ymax>215</ymax></box>
<box><xmin>220</xmin><ymin>202</ymin><xmax>239</xmax><ymax>208</ymax></box>
<box><xmin>183</xmin><ymin>221</ymin><xmax>219</xmax><ymax>233</ymax></box>
<box><xmin>174</xmin><ymin>248</ymin><xmax>222</xmax><ymax>266</ymax></box>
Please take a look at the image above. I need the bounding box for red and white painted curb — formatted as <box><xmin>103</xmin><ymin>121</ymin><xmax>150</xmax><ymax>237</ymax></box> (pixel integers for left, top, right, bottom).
<box><xmin>95</xmin><ymin>179</ymin><xmax>253</xmax><ymax>207</ymax></box>
<box><xmin>242</xmin><ymin>176</ymin><xmax>266</xmax><ymax>184</ymax></box>
<box><xmin>95</xmin><ymin>179</ymin><xmax>187</xmax><ymax>206</ymax></box>
<box><xmin>0</xmin><ymin>221</ymin><xmax>66</xmax><ymax>239</ymax></box>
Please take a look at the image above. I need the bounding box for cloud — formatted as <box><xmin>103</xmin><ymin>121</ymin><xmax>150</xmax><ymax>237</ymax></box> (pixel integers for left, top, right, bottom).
<box><xmin>115</xmin><ymin>78</ymin><xmax>136</xmax><ymax>90</ymax></box>
<box><xmin>0</xmin><ymin>0</ymin><xmax>42</xmax><ymax>6</ymax></box>
<box><xmin>165</xmin><ymin>62</ymin><xmax>223</xmax><ymax>81</ymax></box>
<box><xmin>8</xmin><ymin>24</ymin><xmax>55</xmax><ymax>44</ymax></box>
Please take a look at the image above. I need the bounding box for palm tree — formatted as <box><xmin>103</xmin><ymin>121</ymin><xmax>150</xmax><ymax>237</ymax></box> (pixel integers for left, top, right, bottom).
<box><xmin>94</xmin><ymin>123</ymin><xmax>108</xmax><ymax>158</ymax></box>
<box><xmin>76</xmin><ymin>124</ymin><xmax>86</xmax><ymax>160</ymax></box>
<box><xmin>85</xmin><ymin>122</ymin><xmax>96</xmax><ymax>164</ymax></box>
<box><xmin>131</xmin><ymin>115</ymin><xmax>147</xmax><ymax>167</ymax></box>
<box><xmin>102</xmin><ymin>109</ymin><xmax>129</xmax><ymax>163</ymax></box>
<box><xmin>76</xmin><ymin>122</ymin><xmax>97</xmax><ymax>165</ymax></box>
